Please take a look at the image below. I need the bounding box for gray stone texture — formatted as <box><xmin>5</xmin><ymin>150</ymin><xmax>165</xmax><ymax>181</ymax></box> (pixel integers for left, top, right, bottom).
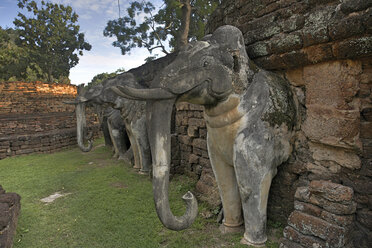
<box><xmin>203</xmin><ymin>1</ymin><xmax>372</xmax><ymax>247</ymax></box>
<box><xmin>0</xmin><ymin>185</ymin><xmax>21</xmax><ymax>248</ymax></box>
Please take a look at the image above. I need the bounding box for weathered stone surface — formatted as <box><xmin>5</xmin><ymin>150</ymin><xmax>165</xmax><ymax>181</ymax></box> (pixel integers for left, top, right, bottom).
<box><xmin>342</xmin><ymin>174</ymin><xmax>372</xmax><ymax>195</ymax></box>
<box><xmin>332</xmin><ymin>36</ymin><xmax>372</xmax><ymax>59</ymax></box>
<box><xmin>294</xmin><ymin>200</ymin><xmax>354</xmax><ymax>227</ymax></box>
<box><xmin>195</xmin><ymin>170</ymin><xmax>221</xmax><ymax>208</ymax></box>
<box><xmin>192</xmin><ymin>138</ymin><xmax>207</xmax><ymax>150</ymax></box>
<box><xmin>320</xmin><ymin>209</ymin><xmax>354</xmax><ymax>228</ymax></box>
<box><xmin>308</xmin><ymin>194</ymin><xmax>357</xmax><ymax>215</ymax></box>
<box><xmin>288</xmin><ymin>211</ymin><xmax>348</xmax><ymax>247</ymax></box>
<box><xmin>309</xmin><ymin>142</ymin><xmax>361</xmax><ymax>170</ymax></box>
<box><xmin>304</xmin><ymin>43</ymin><xmax>334</xmax><ymax>64</ymax></box>
<box><xmin>283</xmin><ymin>226</ymin><xmax>327</xmax><ymax>248</ymax></box>
<box><xmin>294</xmin><ymin>186</ymin><xmax>310</xmax><ymax>202</ymax></box>
<box><xmin>294</xmin><ymin>200</ymin><xmax>322</xmax><ymax>217</ymax></box>
<box><xmin>202</xmin><ymin>3</ymin><xmax>372</xmax><ymax>246</ymax></box>
<box><xmin>340</xmin><ymin>0</ymin><xmax>372</xmax><ymax>14</ymax></box>
<box><xmin>178</xmin><ymin>135</ymin><xmax>192</xmax><ymax>145</ymax></box>
<box><xmin>0</xmin><ymin>186</ymin><xmax>21</xmax><ymax>248</ymax></box>
<box><xmin>188</xmin><ymin>154</ymin><xmax>199</xmax><ymax>164</ymax></box>
<box><xmin>360</xmin><ymin>122</ymin><xmax>372</xmax><ymax>139</ymax></box>
<box><xmin>270</xmin><ymin>32</ymin><xmax>303</xmax><ymax>54</ymax></box>
<box><xmin>309</xmin><ymin>180</ymin><xmax>354</xmax><ymax>203</ymax></box>
<box><xmin>328</xmin><ymin>14</ymin><xmax>365</xmax><ymax>41</ymax></box>
<box><xmin>285</xmin><ymin>68</ymin><xmax>305</xmax><ymax>87</ymax></box>
<box><xmin>280</xmin><ymin>239</ymin><xmax>305</xmax><ymax>248</ymax></box>
<box><xmin>356</xmin><ymin>209</ymin><xmax>372</xmax><ymax>230</ymax></box>
<box><xmin>306</xmin><ymin>162</ymin><xmax>339</xmax><ymax>179</ymax></box>
<box><xmin>304</xmin><ymin>60</ymin><xmax>361</xmax><ymax>108</ymax></box>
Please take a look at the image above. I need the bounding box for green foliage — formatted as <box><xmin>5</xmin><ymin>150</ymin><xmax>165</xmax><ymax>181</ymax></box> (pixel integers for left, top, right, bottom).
<box><xmin>103</xmin><ymin>0</ymin><xmax>220</xmax><ymax>56</ymax></box>
<box><xmin>13</xmin><ymin>0</ymin><xmax>91</xmax><ymax>82</ymax></box>
<box><xmin>85</xmin><ymin>68</ymin><xmax>125</xmax><ymax>88</ymax></box>
<box><xmin>0</xmin><ymin>27</ymin><xmax>44</xmax><ymax>82</ymax></box>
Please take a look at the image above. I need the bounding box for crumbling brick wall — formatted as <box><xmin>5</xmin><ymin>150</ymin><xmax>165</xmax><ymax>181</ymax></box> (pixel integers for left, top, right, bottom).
<box><xmin>0</xmin><ymin>185</ymin><xmax>21</xmax><ymax>248</ymax></box>
<box><xmin>0</xmin><ymin>81</ymin><xmax>100</xmax><ymax>159</ymax></box>
<box><xmin>167</xmin><ymin>0</ymin><xmax>372</xmax><ymax>247</ymax></box>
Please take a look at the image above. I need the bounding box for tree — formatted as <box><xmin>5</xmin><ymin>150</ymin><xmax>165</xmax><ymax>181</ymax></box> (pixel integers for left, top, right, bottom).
<box><xmin>13</xmin><ymin>0</ymin><xmax>92</xmax><ymax>82</ymax></box>
<box><xmin>0</xmin><ymin>27</ymin><xmax>45</xmax><ymax>82</ymax></box>
<box><xmin>86</xmin><ymin>68</ymin><xmax>125</xmax><ymax>88</ymax></box>
<box><xmin>103</xmin><ymin>0</ymin><xmax>220</xmax><ymax>56</ymax></box>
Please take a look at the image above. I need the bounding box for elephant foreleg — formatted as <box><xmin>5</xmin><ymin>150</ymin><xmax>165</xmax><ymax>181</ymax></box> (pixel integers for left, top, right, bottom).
<box><xmin>234</xmin><ymin>125</ymin><xmax>280</xmax><ymax>247</ymax></box>
<box><xmin>133</xmin><ymin>117</ymin><xmax>151</xmax><ymax>174</ymax></box>
<box><xmin>125</xmin><ymin>123</ymin><xmax>141</xmax><ymax>170</ymax></box>
<box><xmin>208</xmin><ymin>145</ymin><xmax>244</xmax><ymax>233</ymax></box>
<box><xmin>107</xmin><ymin>120</ymin><xmax>120</xmax><ymax>158</ymax></box>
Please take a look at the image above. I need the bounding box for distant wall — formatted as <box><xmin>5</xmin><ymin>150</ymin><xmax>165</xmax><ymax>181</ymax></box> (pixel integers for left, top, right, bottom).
<box><xmin>0</xmin><ymin>81</ymin><xmax>100</xmax><ymax>159</ymax></box>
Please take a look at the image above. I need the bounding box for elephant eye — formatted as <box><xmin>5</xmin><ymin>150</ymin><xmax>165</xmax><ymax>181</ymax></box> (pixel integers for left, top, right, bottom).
<box><xmin>201</xmin><ymin>56</ymin><xmax>213</xmax><ymax>67</ymax></box>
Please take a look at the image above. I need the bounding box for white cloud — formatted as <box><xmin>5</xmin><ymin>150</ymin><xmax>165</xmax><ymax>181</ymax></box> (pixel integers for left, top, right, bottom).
<box><xmin>69</xmin><ymin>49</ymin><xmax>151</xmax><ymax>85</ymax></box>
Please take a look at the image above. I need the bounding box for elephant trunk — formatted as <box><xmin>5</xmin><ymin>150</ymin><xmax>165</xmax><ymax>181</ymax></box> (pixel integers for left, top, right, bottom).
<box><xmin>148</xmin><ymin>99</ymin><xmax>198</xmax><ymax>230</ymax></box>
<box><xmin>76</xmin><ymin>102</ymin><xmax>93</xmax><ymax>152</ymax></box>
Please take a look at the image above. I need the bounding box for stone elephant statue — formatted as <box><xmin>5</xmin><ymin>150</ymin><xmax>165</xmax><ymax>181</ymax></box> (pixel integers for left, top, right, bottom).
<box><xmin>111</xmin><ymin>25</ymin><xmax>297</xmax><ymax>246</ymax></box>
<box><xmin>66</xmin><ymin>77</ymin><xmax>151</xmax><ymax>174</ymax></box>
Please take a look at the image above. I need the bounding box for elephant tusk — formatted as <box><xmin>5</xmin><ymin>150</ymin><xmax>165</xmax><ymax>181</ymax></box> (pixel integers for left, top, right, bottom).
<box><xmin>63</xmin><ymin>96</ymin><xmax>89</xmax><ymax>105</ymax></box>
<box><xmin>63</xmin><ymin>100</ymin><xmax>79</xmax><ymax>105</ymax></box>
<box><xmin>111</xmin><ymin>85</ymin><xmax>176</xmax><ymax>100</ymax></box>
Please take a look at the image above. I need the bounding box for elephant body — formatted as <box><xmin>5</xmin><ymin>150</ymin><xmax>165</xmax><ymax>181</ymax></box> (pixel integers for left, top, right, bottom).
<box><xmin>111</xmin><ymin>25</ymin><xmax>297</xmax><ymax>246</ymax></box>
<box><xmin>204</xmin><ymin>70</ymin><xmax>295</xmax><ymax>245</ymax></box>
<box><xmin>69</xmin><ymin>78</ymin><xmax>150</xmax><ymax>173</ymax></box>
<box><xmin>104</xmin><ymin>107</ymin><xmax>130</xmax><ymax>161</ymax></box>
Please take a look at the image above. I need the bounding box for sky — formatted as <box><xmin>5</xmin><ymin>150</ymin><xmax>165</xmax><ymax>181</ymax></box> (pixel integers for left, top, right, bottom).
<box><xmin>0</xmin><ymin>0</ymin><xmax>164</xmax><ymax>85</ymax></box>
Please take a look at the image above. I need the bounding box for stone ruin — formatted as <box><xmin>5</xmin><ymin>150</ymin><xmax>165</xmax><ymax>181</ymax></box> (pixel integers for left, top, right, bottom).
<box><xmin>0</xmin><ymin>0</ymin><xmax>371</xmax><ymax>247</ymax></box>
<box><xmin>0</xmin><ymin>81</ymin><xmax>100</xmax><ymax>159</ymax></box>
<box><xmin>0</xmin><ymin>185</ymin><xmax>20</xmax><ymax>248</ymax></box>
<box><xmin>199</xmin><ymin>0</ymin><xmax>369</xmax><ymax>247</ymax></box>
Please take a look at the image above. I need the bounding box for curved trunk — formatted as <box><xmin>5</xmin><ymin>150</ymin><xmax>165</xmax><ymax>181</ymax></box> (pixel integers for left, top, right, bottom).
<box><xmin>76</xmin><ymin>102</ymin><xmax>93</xmax><ymax>152</ymax></box>
<box><xmin>148</xmin><ymin>99</ymin><xmax>198</xmax><ymax>230</ymax></box>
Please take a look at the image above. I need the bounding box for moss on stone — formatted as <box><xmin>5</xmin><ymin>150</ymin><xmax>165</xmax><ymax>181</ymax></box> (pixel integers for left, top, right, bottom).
<box><xmin>261</xmin><ymin>72</ymin><xmax>297</xmax><ymax>129</ymax></box>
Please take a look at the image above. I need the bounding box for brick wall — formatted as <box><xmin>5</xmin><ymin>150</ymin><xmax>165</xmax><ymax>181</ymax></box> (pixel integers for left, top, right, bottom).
<box><xmin>166</xmin><ymin>0</ymin><xmax>372</xmax><ymax>247</ymax></box>
<box><xmin>173</xmin><ymin>103</ymin><xmax>221</xmax><ymax>208</ymax></box>
<box><xmin>0</xmin><ymin>81</ymin><xmax>100</xmax><ymax>159</ymax></box>
<box><xmin>0</xmin><ymin>185</ymin><xmax>21</xmax><ymax>248</ymax></box>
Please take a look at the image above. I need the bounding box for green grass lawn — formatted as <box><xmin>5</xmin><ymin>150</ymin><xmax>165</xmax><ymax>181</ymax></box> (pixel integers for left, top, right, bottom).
<box><xmin>0</xmin><ymin>139</ymin><xmax>281</xmax><ymax>248</ymax></box>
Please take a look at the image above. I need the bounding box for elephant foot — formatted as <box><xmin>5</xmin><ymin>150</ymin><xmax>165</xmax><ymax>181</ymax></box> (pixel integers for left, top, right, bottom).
<box><xmin>219</xmin><ymin>223</ymin><xmax>244</xmax><ymax>234</ymax></box>
<box><xmin>240</xmin><ymin>235</ymin><xmax>267</xmax><ymax>247</ymax></box>
<box><xmin>118</xmin><ymin>155</ymin><xmax>126</xmax><ymax>161</ymax></box>
<box><xmin>138</xmin><ymin>170</ymin><xmax>150</xmax><ymax>175</ymax></box>
<box><xmin>123</xmin><ymin>159</ymin><xmax>133</xmax><ymax>166</ymax></box>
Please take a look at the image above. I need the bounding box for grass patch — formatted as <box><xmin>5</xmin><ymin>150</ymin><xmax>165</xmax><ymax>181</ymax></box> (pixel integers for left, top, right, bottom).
<box><xmin>0</xmin><ymin>138</ymin><xmax>281</xmax><ymax>247</ymax></box>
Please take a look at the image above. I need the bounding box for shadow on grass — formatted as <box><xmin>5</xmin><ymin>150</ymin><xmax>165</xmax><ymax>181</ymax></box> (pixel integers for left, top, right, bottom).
<box><xmin>0</xmin><ymin>139</ymin><xmax>281</xmax><ymax>248</ymax></box>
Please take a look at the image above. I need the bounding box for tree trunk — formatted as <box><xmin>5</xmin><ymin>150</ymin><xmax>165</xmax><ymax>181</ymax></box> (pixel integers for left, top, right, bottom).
<box><xmin>177</xmin><ymin>0</ymin><xmax>191</xmax><ymax>50</ymax></box>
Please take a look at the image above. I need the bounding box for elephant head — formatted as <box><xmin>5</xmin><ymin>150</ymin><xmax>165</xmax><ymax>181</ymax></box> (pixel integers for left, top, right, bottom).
<box><xmin>64</xmin><ymin>83</ymin><xmax>106</xmax><ymax>152</ymax></box>
<box><xmin>111</xmin><ymin>25</ymin><xmax>252</xmax><ymax>231</ymax></box>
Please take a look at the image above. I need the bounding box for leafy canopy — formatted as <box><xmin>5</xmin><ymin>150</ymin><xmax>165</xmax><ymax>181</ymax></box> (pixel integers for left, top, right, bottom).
<box><xmin>0</xmin><ymin>27</ymin><xmax>47</xmax><ymax>82</ymax></box>
<box><xmin>13</xmin><ymin>0</ymin><xmax>91</xmax><ymax>82</ymax></box>
<box><xmin>85</xmin><ymin>68</ymin><xmax>125</xmax><ymax>88</ymax></box>
<box><xmin>103</xmin><ymin>0</ymin><xmax>220</xmax><ymax>57</ymax></box>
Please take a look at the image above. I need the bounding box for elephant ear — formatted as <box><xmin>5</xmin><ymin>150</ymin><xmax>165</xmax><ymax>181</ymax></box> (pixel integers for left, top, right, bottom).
<box><xmin>102</xmin><ymin>73</ymin><xmax>138</xmax><ymax>103</ymax></box>
<box><xmin>84</xmin><ymin>83</ymin><xmax>104</xmax><ymax>100</ymax></box>
<box><xmin>211</xmin><ymin>25</ymin><xmax>252</xmax><ymax>94</ymax></box>
<box><xmin>211</xmin><ymin>25</ymin><xmax>247</xmax><ymax>60</ymax></box>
